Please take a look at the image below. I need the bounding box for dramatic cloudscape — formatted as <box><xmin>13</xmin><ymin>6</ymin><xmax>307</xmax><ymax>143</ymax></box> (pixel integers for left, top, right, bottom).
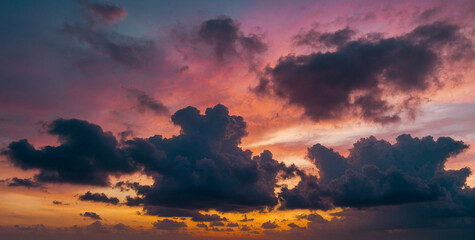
<box><xmin>0</xmin><ymin>0</ymin><xmax>474</xmax><ymax>239</ymax></box>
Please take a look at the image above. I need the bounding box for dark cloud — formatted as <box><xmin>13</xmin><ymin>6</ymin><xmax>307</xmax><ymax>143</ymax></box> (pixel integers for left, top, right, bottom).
<box><xmin>112</xmin><ymin>223</ymin><xmax>132</xmax><ymax>231</ymax></box>
<box><xmin>141</xmin><ymin>206</ymin><xmax>196</xmax><ymax>217</ymax></box>
<box><xmin>196</xmin><ymin>223</ymin><xmax>208</xmax><ymax>230</ymax></box>
<box><xmin>118</xmin><ymin>126</ymin><xmax>134</xmax><ymax>141</ymax></box>
<box><xmin>153</xmin><ymin>219</ymin><xmax>187</xmax><ymax>230</ymax></box>
<box><xmin>239</xmin><ymin>34</ymin><xmax>267</xmax><ymax>54</ymax></box>
<box><xmin>124</xmin><ymin>87</ymin><xmax>169</xmax><ymax>115</ymax></box>
<box><xmin>114</xmin><ymin>181</ymin><xmax>143</xmax><ymax>192</ymax></box>
<box><xmin>2</xmin><ymin>118</ymin><xmax>136</xmax><ymax>186</ymax></box>
<box><xmin>14</xmin><ymin>224</ymin><xmax>46</xmax><ymax>232</ymax></box>
<box><xmin>261</xmin><ymin>220</ymin><xmax>278</xmax><ymax>229</ymax></box>
<box><xmin>190</xmin><ymin>213</ymin><xmax>227</xmax><ymax>222</ymax></box>
<box><xmin>174</xmin><ymin>15</ymin><xmax>266</xmax><ymax>65</ymax></box>
<box><xmin>293</xmin><ymin>27</ymin><xmax>355</xmax><ymax>48</ymax></box>
<box><xmin>124</xmin><ymin>104</ymin><xmax>298</xmax><ymax>213</ymax></box>
<box><xmin>79</xmin><ymin>191</ymin><xmax>119</xmax><ymax>205</ymax></box>
<box><xmin>2</xmin><ymin>104</ymin><xmax>294</xmax><ymax>215</ymax></box>
<box><xmin>297</xmin><ymin>213</ymin><xmax>329</xmax><ymax>224</ymax></box>
<box><xmin>251</xmin><ymin>78</ymin><xmax>271</xmax><ymax>96</ymax></box>
<box><xmin>178</xmin><ymin>65</ymin><xmax>189</xmax><ymax>72</ymax></box>
<box><xmin>1</xmin><ymin>221</ymin><xmax>178</xmax><ymax>240</ymax></box>
<box><xmin>52</xmin><ymin>201</ymin><xmax>65</xmax><ymax>205</ymax></box>
<box><xmin>272</xmin><ymin>135</ymin><xmax>473</xmax><ymax>239</ymax></box>
<box><xmin>198</xmin><ymin>16</ymin><xmax>240</xmax><ymax>61</ymax></box>
<box><xmin>407</xmin><ymin>21</ymin><xmax>474</xmax><ymax>62</ymax></box>
<box><xmin>82</xmin><ymin>1</ymin><xmax>127</xmax><ymax>24</ymax></box>
<box><xmin>256</xmin><ymin>22</ymin><xmax>473</xmax><ymax>123</ymax></box>
<box><xmin>288</xmin><ymin>222</ymin><xmax>305</xmax><ymax>229</ymax></box>
<box><xmin>81</xmin><ymin>212</ymin><xmax>102</xmax><ymax>220</ymax></box>
<box><xmin>280</xmin><ymin>134</ymin><xmax>471</xmax><ymax>210</ymax></box>
<box><xmin>209</xmin><ymin>221</ymin><xmax>225</xmax><ymax>227</ymax></box>
<box><xmin>6</xmin><ymin>177</ymin><xmax>43</xmax><ymax>189</ymax></box>
<box><xmin>279</xmin><ymin>173</ymin><xmax>333</xmax><ymax>210</ymax></box>
<box><xmin>407</xmin><ymin>22</ymin><xmax>461</xmax><ymax>47</ymax></box>
<box><xmin>240</xmin><ymin>225</ymin><xmax>251</xmax><ymax>231</ymax></box>
<box><xmin>238</xmin><ymin>214</ymin><xmax>254</xmax><ymax>222</ymax></box>
<box><xmin>86</xmin><ymin>220</ymin><xmax>107</xmax><ymax>232</ymax></box>
<box><xmin>227</xmin><ymin>222</ymin><xmax>239</xmax><ymax>227</ymax></box>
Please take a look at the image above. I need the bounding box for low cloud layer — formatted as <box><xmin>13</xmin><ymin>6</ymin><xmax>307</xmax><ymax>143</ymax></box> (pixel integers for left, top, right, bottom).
<box><xmin>79</xmin><ymin>191</ymin><xmax>120</xmax><ymax>205</ymax></box>
<box><xmin>153</xmin><ymin>219</ymin><xmax>187</xmax><ymax>230</ymax></box>
<box><xmin>2</xmin><ymin>104</ymin><xmax>298</xmax><ymax>214</ymax></box>
<box><xmin>2</xmin><ymin>104</ymin><xmax>473</xmax><ymax>236</ymax></box>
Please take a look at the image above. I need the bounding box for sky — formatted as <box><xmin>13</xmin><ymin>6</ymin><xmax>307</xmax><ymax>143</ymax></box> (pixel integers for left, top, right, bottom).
<box><xmin>0</xmin><ymin>0</ymin><xmax>474</xmax><ymax>239</ymax></box>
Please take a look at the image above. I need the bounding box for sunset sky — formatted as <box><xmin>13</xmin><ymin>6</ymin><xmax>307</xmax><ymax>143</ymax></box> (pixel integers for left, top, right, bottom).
<box><xmin>0</xmin><ymin>0</ymin><xmax>474</xmax><ymax>239</ymax></box>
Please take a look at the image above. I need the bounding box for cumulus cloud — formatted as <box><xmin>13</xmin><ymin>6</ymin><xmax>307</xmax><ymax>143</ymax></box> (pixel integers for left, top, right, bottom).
<box><xmin>2</xmin><ymin>118</ymin><xmax>136</xmax><ymax>185</ymax></box>
<box><xmin>280</xmin><ymin>134</ymin><xmax>471</xmax><ymax>211</ymax></box>
<box><xmin>153</xmin><ymin>219</ymin><xmax>187</xmax><ymax>230</ymax></box>
<box><xmin>254</xmin><ymin>21</ymin><xmax>474</xmax><ymax>123</ymax></box>
<box><xmin>124</xmin><ymin>104</ymin><xmax>298</xmax><ymax>213</ymax></box>
<box><xmin>81</xmin><ymin>212</ymin><xmax>102</xmax><ymax>220</ymax></box>
<box><xmin>227</xmin><ymin>222</ymin><xmax>239</xmax><ymax>227</ymax></box>
<box><xmin>2</xmin><ymin>104</ymin><xmax>298</xmax><ymax>215</ymax></box>
<box><xmin>190</xmin><ymin>213</ymin><xmax>227</xmax><ymax>222</ymax></box>
<box><xmin>79</xmin><ymin>191</ymin><xmax>120</xmax><ymax>205</ymax></box>
<box><xmin>297</xmin><ymin>213</ymin><xmax>329</xmax><ymax>224</ymax></box>
<box><xmin>209</xmin><ymin>221</ymin><xmax>225</xmax><ymax>227</ymax></box>
<box><xmin>261</xmin><ymin>220</ymin><xmax>278</xmax><ymax>229</ymax></box>
<box><xmin>196</xmin><ymin>223</ymin><xmax>208</xmax><ymax>230</ymax></box>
